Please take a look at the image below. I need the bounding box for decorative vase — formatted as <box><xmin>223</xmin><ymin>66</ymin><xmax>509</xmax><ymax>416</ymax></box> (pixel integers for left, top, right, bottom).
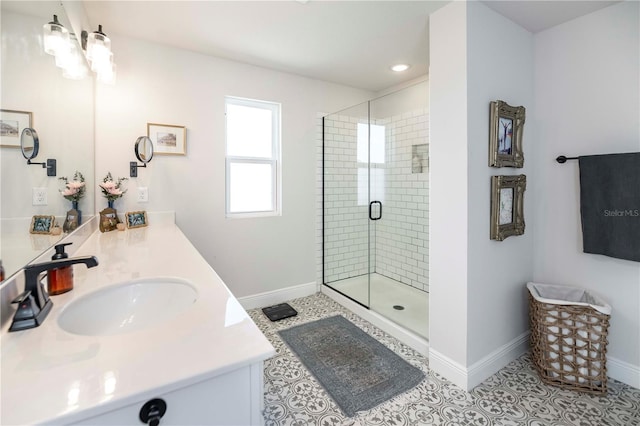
<box><xmin>107</xmin><ymin>200</ymin><xmax>114</xmax><ymax>209</ymax></box>
<box><xmin>72</xmin><ymin>200</ymin><xmax>82</xmax><ymax>225</ymax></box>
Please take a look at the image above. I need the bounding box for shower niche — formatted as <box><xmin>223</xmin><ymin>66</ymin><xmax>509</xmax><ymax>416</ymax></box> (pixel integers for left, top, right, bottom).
<box><xmin>412</xmin><ymin>144</ymin><xmax>428</xmax><ymax>174</ymax></box>
<box><xmin>322</xmin><ymin>81</ymin><xmax>429</xmax><ymax>338</ymax></box>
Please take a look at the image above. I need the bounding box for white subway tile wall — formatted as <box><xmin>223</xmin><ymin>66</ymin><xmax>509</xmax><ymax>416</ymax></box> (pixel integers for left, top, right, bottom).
<box><xmin>375</xmin><ymin>110</ymin><xmax>429</xmax><ymax>292</ymax></box>
<box><xmin>318</xmin><ymin>109</ymin><xmax>429</xmax><ymax>293</ymax></box>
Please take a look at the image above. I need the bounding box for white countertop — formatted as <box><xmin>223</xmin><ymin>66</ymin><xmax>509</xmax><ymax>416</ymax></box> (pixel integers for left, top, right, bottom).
<box><xmin>0</xmin><ymin>219</ymin><xmax>275</xmax><ymax>425</ymax></box>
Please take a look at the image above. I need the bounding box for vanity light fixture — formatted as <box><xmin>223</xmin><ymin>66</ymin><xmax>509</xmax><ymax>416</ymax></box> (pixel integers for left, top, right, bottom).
<box><xmin>390</xmin><ymin>64</ymin><xmax>411</xmax><ymax>72</ymax></box>
<box><xmin>43</xmin><ymin>15</ymin><xmax>70</xmax><ymax>57</ymax></box>
<box><xmin>82</xmin><ymin>25</ymin><xmax>116</xmax><ymax>84</ymax></box>
<box><xmin>57</xmin><ymin>35</ymin><xmax>89</xmax><ymax>80</ymax></box>
<box><xmin>43</xmin><ymin>17</ymin><xmax>116</xmax><ymax>84</ymax></box>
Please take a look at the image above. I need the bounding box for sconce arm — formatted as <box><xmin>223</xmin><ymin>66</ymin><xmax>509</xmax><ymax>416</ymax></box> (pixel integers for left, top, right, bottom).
<box><xmin>26</xmin><ymin>158</ymin><xmax>56</xmax><ymax>176</ymax></box>
<box><xmin>130</xmin><ymin>161</ymin><xmax>147</xmax><ymax>178</ymax></box>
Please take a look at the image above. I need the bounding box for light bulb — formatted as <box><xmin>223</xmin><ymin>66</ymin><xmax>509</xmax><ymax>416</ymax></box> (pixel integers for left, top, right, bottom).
<box><xmin>390</xmin><ymin>64</ymin><xmax>410</xmax><ymax>72</ymax></box>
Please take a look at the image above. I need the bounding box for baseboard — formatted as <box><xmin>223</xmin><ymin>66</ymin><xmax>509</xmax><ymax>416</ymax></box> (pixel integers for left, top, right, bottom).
<box><xmin>321</xmin><ymin>284</ymin><xmax>429</xmax><ymax>356</ymax></box>
<box><xmin>608</xmin><ymin>356</ymin><xmax>640</xmax><ymax>389</ymax></box>
<box><xmin>467</xmin><ymin>331</ymin><xmax>530</xmax><ymax>389</ymax></box>
<box><xmin>428</xmin><ymin>348</ymin><xmax>469</xmax><ymax>390</ymax></box>
<box><xmin>429</xmin><ymin>331</ymin><xmax>530</xmax><ymax>391</ymax></box>
<box><xmin>237</xmin><ymin>282</ymin><xmax>318</xmax><ymax>310</ymax></box>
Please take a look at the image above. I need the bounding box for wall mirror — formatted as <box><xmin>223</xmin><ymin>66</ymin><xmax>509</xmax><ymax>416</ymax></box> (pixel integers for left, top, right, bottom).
<box><xmin>20</xmin><ymin>128</ymin><xmax>39</xmax><ymax>160</ymax></box>
<box><xmin>1</xmin><ymin>1</ymin><xmax>95</xmax><ymax>281</ymax></box>
<box><xmin>130</xmin><ymin>136</ymin><xmax>154</xmax><ymax>177</ymax></box>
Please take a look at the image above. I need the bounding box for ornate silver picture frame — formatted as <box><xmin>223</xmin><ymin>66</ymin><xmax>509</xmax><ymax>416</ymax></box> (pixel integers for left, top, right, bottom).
<box><xmin>490</xmin><ymin>174</ymin><xmax>526</xmax><ymax>241</ymax></box>
<box><xmin>489</xmin><ymin>100</ymin><xmax>525</xmax><ymax>168</ymax></box>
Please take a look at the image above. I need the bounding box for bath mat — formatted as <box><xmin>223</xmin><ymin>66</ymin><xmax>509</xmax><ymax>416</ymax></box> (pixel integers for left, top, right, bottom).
<box><xmin>278</xmin><ymin>315</ymin><xmax>424</xmax><ymax>417</ymax></box>
<box><xmin>262</xmin><ymin>303</ymin><xmax>298</xmax><ymax>322</ymax></box>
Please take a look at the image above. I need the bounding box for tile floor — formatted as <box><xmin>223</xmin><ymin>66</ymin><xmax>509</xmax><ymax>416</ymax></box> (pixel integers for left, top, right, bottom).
<box><xmin>248</xmin><ymin>293</ymin><xmax>640</xmax><ymax>426</ymax></box>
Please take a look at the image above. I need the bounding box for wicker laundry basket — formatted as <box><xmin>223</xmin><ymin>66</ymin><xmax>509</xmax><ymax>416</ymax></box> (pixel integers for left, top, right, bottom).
<box><xmin>527</xmin><ymin>282</ymin><xmax>611</xmax><ymax>394</ymax></box>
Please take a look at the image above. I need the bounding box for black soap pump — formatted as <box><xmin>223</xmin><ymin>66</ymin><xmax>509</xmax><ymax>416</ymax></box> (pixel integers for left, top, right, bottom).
<box><xmin>48</xmin><ymin>242</ymin><xmax>74</xmax><ymax>295</ymax></box>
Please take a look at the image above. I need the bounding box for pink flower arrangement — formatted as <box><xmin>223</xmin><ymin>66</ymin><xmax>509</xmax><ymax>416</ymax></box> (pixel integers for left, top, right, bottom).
<box><xmin>59</xmin><ymin>171</ymin><xmax>86</xmax><ymax>202</ymax></box>
<box><xmin>99</xmin><ymin>172</ymin><xmax>128</xmax><ymax>202</ymax></box>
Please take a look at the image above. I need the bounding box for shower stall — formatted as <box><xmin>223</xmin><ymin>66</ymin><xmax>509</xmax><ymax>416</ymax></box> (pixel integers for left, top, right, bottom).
<box><xmin>322</xmin><ymin>81</ymin><xmax>429</xmax><ymax>340</ymax></box>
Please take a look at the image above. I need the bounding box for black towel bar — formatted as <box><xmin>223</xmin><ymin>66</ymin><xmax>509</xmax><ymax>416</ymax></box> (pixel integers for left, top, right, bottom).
<box><xmin>556</xmin><ymin>155</ymin><xmax>579</xmax><ymax>163</ymax></box>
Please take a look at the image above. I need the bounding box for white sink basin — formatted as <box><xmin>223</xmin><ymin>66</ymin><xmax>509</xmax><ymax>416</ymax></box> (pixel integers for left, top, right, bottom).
<box><xmin>58</xmin><ymin>277</ymin><xmax>198</xmax><ymax>336</ymax></box>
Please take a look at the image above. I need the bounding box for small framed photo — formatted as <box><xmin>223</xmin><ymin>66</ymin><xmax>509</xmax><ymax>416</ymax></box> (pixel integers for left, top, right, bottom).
<box><xmin>147</xmin><ymin>122</ymin><xmax>186</xmax><ymax>156</ymax></box>
<box><xmin>30</xmin><ymin>215</ymin><xmax>55</xmax><ymax>234</ymax></box>
<box><xmin>1</xmin><ymin>109</ymin><xmax>33</xmax><ymax>148</ymax></box>
<box><xmin>489</xmin><ymin>100</ymin><xmax>525</xmax><ymax>168</ymax></box>
<box><xmin>490</xmin><ymin>174</ymin><xmax>526</xmax><ymax>241</ymax></box>
<box><xmin>126</xmin><ymin>211</ymin><xmax>148</xmax><ymax>229</ymax></box>
<box><xmin>99</xmin><ymin>207</ymin><xmax>119</xmax><ymax>233</ymax></box>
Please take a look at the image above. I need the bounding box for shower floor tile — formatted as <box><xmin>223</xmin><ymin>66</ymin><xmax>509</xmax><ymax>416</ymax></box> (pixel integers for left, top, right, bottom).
<box><xmin>248</xmin><ymin>292</ymin><xmax>640</xmax><ymax>426</ymax></box>
<box><xmin>326</xmin><ymin>273</ymin><xmax>429</xmax><ymax>338</ymax></box>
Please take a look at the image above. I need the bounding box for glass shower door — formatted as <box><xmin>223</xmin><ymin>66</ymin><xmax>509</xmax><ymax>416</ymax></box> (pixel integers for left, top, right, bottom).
<box><xmin>323</xmin><ymin>101</ymin><xmax>371</xmax><ymax>308</ymax></box>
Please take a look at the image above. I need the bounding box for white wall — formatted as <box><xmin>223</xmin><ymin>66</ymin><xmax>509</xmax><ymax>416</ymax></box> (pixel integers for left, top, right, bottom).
<box><xmin>466</xmin><ymin>1</ymin><xmax>535</xmax><ymax>368</ymax></box>
<box><xmin>95</xmin><ymin>35</ymin><xmax>372</xmax><ymax>298</ymax></box>
<box><xmin>431</xmin><ymin>0</ymin><xmax>639</xmax><ymax>390</ymax></box>
<box><xmin>533</xmin><ymin>0</ymin><xmax>640</xmax><ymax>386</ymax></box>
<box><xmin>429</xmin><ymin>0</ymin><xmax>470</xmax><ymax>375</ymax></box>
<box><xmin>429</xmin><ymin>0</ymin><xmax>534</xmax><ymax>390</ymax></box>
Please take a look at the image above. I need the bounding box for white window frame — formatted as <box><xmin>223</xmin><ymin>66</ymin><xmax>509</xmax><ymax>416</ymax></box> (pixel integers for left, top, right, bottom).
<box><xmin>225</xmin><ymin>96</ymin><xmax>281</xmax><ymax>218</ymax></box>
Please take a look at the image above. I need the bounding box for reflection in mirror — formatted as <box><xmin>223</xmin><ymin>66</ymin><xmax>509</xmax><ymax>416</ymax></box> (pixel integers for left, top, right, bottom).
<box><xmin>20</xmin><ymin>127</ymin><xmax>57</xmax><ymax>176</ymax></box>
<box><xmin>130</xmin><ymin>136</ymin><xmax>154</xmax><ymax>177</ymax></box>
<box><xmin>20</xmin><ymin>128</ymin><xmax>39</xmax><ymax>160</ymax></box>
<box><xmin>1</xmin><ymin>1</ymin><xmax>95</xmax><ymax>281</ymax></box>
<box><xmin>136</xmin><ymin>136</ymin><xmax>154</xmax><ymax>163</ymax></box>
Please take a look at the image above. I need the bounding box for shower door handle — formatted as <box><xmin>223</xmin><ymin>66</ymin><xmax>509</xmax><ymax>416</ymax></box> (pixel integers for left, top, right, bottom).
<box><xmin>369</xmin><ymin>201</ymin><xmax>382</xmax><ymax>221</ymax></box>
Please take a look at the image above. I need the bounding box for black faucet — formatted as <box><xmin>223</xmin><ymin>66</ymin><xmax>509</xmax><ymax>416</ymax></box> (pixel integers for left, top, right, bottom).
<box><xmin>9</xmin><ymin>256</ymin><xmax>98</xmax><ymax>332</ymax></box>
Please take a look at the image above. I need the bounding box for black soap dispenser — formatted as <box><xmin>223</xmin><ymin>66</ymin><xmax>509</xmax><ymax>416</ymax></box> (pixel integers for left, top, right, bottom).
<box><xmin>48</xmin><ymin>242</ymin><xmax>74</xmax><ymax>295</ymax></box>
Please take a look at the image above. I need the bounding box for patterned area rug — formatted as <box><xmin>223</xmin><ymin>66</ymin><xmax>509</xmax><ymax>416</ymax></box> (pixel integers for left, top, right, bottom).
<box><xmin>249</xmin><ymin>293</ymin><xmax>640</xmax><ymax>425</ymax></box>
<box><xmin>279</xmin><ymin>315</ymin><xmax>425</xmax><ymax>417</ymax></box>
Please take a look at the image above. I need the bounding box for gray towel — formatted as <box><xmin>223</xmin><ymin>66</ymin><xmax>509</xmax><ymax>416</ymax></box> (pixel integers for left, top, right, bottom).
<box><xmin>579</xmin><ymin>153</ymin><xmax>640</xmax><ymax>262</ymax></box>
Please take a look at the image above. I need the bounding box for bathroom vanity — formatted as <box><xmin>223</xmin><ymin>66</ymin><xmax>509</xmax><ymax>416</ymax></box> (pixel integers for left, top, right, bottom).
<box><xmin>0</xmin><ymin>213</ymin><xmax>275</xmax><ymax>425</ymax></box>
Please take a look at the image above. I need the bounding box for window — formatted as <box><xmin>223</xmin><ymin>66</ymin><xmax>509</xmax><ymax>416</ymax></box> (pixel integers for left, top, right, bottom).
<box><xmin>356</xmin><ymin>123</ymin><xmax>385</xmax><ymax>205</ymax></box>
<box><xmin>225</xmin><ymin>96</ymin><xmax>281</xmax><ymax>217</ymax></box>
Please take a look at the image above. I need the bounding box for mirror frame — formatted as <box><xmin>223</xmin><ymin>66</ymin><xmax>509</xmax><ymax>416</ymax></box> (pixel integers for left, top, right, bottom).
<box><xmin>20</xmin><ymin>127</ymin><xmax>39</xmax><ymax>160</ymax></box>
<box><xmin>135</xmin><ymin>136</ymin><xmax>154</xmax><ymax>164</ymax></box>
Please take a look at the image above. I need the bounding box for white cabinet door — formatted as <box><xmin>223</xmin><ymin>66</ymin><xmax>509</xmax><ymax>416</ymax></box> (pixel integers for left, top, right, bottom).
<box><xmin>71</xmin><ymin>363</ymin><xmax>263</xmax><ymax>425</ymax></box>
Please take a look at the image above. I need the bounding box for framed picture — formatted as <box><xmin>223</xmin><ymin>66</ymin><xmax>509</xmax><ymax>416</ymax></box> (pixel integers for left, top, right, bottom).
<box><xmin>126</xmin><ymin>211</ymin><xmax>148</xmax><ymax>229</ymax></box>
<box><xmin>489</xmin><ymin>100</ymin><xmax>525</xmax><ymax>168</ymax></box>
<box><xmin>1</xmin><ymin>109</ymin><xmax>32</xmax><ymax>148</ymax></box>
<box><xmin>99</xmin><ymin>207</ymin><xmax>119</xmax><ymax>233</ymax></box>
<box><xmin>490</xmin><ymin>174</ymin><xmax>526</xmax><ymax>241</ymax></box>
<box><xmin>30</xmin><ymin>215</ymin><xmax>55</xmax><ymax>234</ymax></box>
<box><xmin>147</xmin><ymin>123</ymin><xmax>186</xmax><ymax>156</ymax></box>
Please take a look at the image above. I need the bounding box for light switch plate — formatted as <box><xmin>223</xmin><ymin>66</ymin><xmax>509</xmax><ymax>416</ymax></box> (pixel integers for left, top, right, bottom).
<box><xmin>32</xmin><ymin>187</ymin><xmax>47</xmax><ymax>205</ymax></box>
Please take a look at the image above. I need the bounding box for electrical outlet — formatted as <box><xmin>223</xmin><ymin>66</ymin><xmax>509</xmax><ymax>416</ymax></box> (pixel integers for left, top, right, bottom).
<box><xmin>32</xmin><ymin>187</ymin><xmax>47</xmax><ymax>205</ymax></box>
<box><xmin>137</xmin><ymin>187</ymin><xmax>149</xmax><ymax>203</ymax></box>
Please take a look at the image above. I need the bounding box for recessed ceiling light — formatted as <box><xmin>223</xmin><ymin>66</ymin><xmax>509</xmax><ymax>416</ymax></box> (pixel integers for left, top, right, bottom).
<box><xmin>391</xmin><ymin>64</ymin><xmax>411</xmax><ymax>72</ymax></box>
